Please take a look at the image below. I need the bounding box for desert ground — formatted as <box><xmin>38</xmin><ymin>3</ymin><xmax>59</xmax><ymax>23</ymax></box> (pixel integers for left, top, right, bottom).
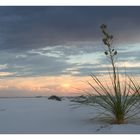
<box><xmin>0</xmin><ymin>97</ymin><xmax>139</xmax><ymax>134</ymax></box>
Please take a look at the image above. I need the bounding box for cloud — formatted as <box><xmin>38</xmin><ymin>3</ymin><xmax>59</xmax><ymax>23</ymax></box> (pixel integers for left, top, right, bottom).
<box><xmin>0</xmin><ymin>43</ymin><xmax>139</xmax><ymax>78</ymax></box>
<box><xmin>0</xmin><ymin>72</ymin><xmax>15</xmax><ymax>77</ymax></box>
<box><xmin>0</xmin><ymin>75</ymin><xmax>91</xmax><ymax>96</ymax></box>
<box><xmin>0</xmin><ymin>7</ymin><xmax>139</xmax><ymax>78</ymax></box>
<box><xmin>15</xmin><ymin>54</ymin><xmax>27</xmax><ymax>58</ymax></box>
<box><xmin>0</xmin><ymin>64</ymin><xmax>8</xmax><ymax>70</ymax></box>
<box><xmin>0</xmin><ymin>7</ymin><xmax>140</xmax><ymax>52</ymax></box>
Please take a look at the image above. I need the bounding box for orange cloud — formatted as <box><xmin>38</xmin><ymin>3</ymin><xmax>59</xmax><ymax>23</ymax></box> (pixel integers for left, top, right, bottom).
<box><xmin>0</xmin><ymin>75</ymin><xmax>91</xmax><ymax>96</ymax></box>
<box><xmin>0</xmin><ymin>74</ymin><xmax>139</xmax><ymax>97</ymax></box>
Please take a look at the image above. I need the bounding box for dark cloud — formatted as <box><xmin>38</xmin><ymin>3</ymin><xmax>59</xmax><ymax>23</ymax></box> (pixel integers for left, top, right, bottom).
<box><xmin>0</xmin><ymin>6</ymin><xmax>140</xmax><ymax>51</ymax></box>
<box><xmin>0</xmin><ymin>7</ymin><xmax>139</xmax><ymax>78</ymax></box>
<box><xmin>0</xmin><ymin>51</ymin><xmax>77</xmax><ymax>77</ymax></box>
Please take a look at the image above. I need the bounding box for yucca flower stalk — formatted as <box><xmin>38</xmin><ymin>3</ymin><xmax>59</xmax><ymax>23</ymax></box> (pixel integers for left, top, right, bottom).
<box><xmin>72</xmin><ymin>24</ymin><xmax>140</xmax><ymax>124</ymax></box>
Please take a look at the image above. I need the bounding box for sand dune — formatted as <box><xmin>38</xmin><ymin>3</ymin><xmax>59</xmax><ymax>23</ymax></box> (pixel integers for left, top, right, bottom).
<box><xmin>0</xmin><ymin>97</ymin><xmax>139</xmax><ymax>134</ymax></box>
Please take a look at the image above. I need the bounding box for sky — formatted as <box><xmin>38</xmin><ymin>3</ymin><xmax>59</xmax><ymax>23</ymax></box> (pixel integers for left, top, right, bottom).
<box><xmin>0</xmin><ymin>6</ymin><xmax>139</xmax><ymax>97</ymax></box>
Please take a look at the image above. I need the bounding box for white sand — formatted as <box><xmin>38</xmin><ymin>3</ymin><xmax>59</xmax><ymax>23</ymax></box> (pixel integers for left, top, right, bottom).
<box><xmin>0</xmin><ymin>97</ymin><xmax>139</xmax><ymax>134</ymax></box>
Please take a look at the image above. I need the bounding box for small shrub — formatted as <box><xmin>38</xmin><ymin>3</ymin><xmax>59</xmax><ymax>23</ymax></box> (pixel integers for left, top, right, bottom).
<box><xmin>72</xmin><ymin>24</ymin><xmax>140</xmax><ymax>124</ymax></box>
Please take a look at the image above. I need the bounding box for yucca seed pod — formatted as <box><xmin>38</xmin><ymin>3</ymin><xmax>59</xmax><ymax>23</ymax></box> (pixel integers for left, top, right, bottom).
<box><xmin>100</xmin><ymin>24</ymin><xmax>107</xmax><ymax>29</ymax></box>
<box><xmin>104</xmin><ymin>51</ymin><xmax>108</xmax><ymax>55</ymax></box>
<box><xmin>114</xmin><ymin>51</ymin><xmax>117</xmax><ymax>55</ymax></box>
<box><xmin>102</xmin><ymin>38</ymin><xmax>107</xmax><ymax>44</ymax></box>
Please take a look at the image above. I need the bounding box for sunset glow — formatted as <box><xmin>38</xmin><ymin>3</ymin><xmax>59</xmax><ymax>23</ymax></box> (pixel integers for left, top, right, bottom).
<box><xmin>61</xmin><ymin>83</ymin><xmax>71</xmax><ymax>89</ymax></box>
<box><xmin>0</xmin><ymin>7</ymin><xmax>139</xmax><ymax>97</ymax></box>
<box><xmin>0</xmin><ymin>75</ymin><xmax>92</xmax><ymax>96</ymax></box>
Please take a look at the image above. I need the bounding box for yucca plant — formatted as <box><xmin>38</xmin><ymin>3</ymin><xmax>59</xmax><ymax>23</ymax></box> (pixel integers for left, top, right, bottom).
<box><xmin>72</xmin><ymin>24</ymin><xmax>140</xmax><ymax>124</ymax></box>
